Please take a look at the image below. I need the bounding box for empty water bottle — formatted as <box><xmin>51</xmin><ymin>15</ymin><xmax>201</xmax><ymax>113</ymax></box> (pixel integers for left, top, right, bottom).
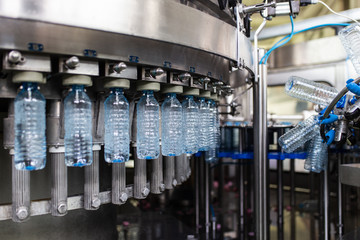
<box><xmin>162</xmin><ymin>93</ymin><xmax>183</xmax><ymax>156</ymax></box>
<box><xmin>14</xmin><ymin>82</ymin><xmax>46</xmax><ymax>170</ymax></box>
<box><xmin>182</xmin><ymin>95</ymin><xmax>199</xmax><ymax>154</ymax></box>
<box><xmin>278</xmin><ymin>115</ymin><xmax>320</xmax><ymax>153</ymax></box>
<box><xmin>137</xmin><ymin>90</ymin><xmax>160</xmax><ymax>159</ymax></box>
<box><xmin>198</xmin><ymin>97</ymin><xmax>210</xmax><ymax>151</ymax></box>
<box><xmin>304</xmin><ymin>132</ymin><xmax>328</xmax><ymax>173</ymax></box>
<box><xmin>339</xmin><ymin>23</ymin><xmax>360</xmax><ymax>75</ymax></box>
<box><xmin>285</xmin><ymin>76</ymin><xmax>338</xmax><ymax>106</ymax></box>
<box><xmin>104</xmin><ymin>88</ymin><xmax>129</xmax><ymax>163</ymax></box>
<box><xmin>64</xmin><ymin>85</ymin><xmax>93</xmax><ymax>167</ymax></box>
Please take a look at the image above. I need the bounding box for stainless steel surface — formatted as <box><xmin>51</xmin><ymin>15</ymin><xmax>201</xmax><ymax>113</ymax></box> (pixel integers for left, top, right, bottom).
<box><xmin>267</xmin><ymin>1</ymin><xmax>299</xmax><ymax>17</ymax></box>
<box><xmin>253</xmin><ymin>50</ymin><xmax>268</xmax><ymax>240</ymax></box>
<box><xmin>2</xmin><ymin>51</ymin><xmax>51</xmax><ymax>72</ymax></box>
<box><xmin>164</xmin><ymin>156</ymin><xmax>176</xmax><ymax>190</ymax></box>
<box><xmin>205</xmin><ymin>159</ymin><xmax>210</xmax><ymax>239</ymax></box>
<box><xmin>141</xmin><ymin>67</ymin><xmax>167</xmax><ymax>83</ymax></box>
<box><xmin>0</xmin><ymin>0</ymin><xmax>239</xmax><ymax>61</ymax></box>
<box><xmin>64</xmin><ymin>56</ymin><xmax>80</xmax><ymax>70</ymax></box>
<box><xmin>338</xmin><ymin>154</ymin><xmax>343</xmax><ymax>238</ymax></box>
<box><xmin>47</xmin><ymin>100</ymin><xmax>64</xmax><ymax>146</ymax></box>
<box><xmin>151</xmin><ymin>155</ymin><xmax>164</xmax><ymax>194</ymax></box>
<box><xmin>324</xmin><ymin>169</ymin><xmax>329</xmax><ymax>240</ymax></box>
<box><xmin>12</xmin><ymin>153</ymin><xmax>30</xmax><ymax>222</ymax></box>
<box><xmin>251</xmin><ymin>8</ymin><xmax>360</xmax><ymax>40</ymax></box>
<box><xmin>84</xmin><ymin>150</ymin><xmax>100</xmax><ymax>210</ymax></box>
<box><xmin>133</xmin><ymin>153</ymin><xmax>148</xmax><ymax>199</ymax></box>
<box><xmin>175</xmin><ymin>154</ymin><xmax>186</xmax><ymax>185</ymax></box>
<box><xmin>112</xmin><ymin>162</ymin><xmax>127</xmax><ymax>205</ymax></box>
<box><xmin>339</xmin><ymin>163</ymin><xmax>360</xmax><ymax>187</ymax></box>
<box><xmin>50</xmin><ymin>152</ymin><xmax>68</xmax><ymax>216</ymax></box>
<box><xmin>168</xmin><ymin>72</ymin><xmax>191</xmax><ymax>87</ymax></box>
<box><xmin>59</xmin><ymin>57</ymin><xmax>99</xmax><ymax>76</ymax></box>
<box><xmin>105</xmin><ymin>62</ymin><xmax>137</xmax><ymax>79</ymax></box>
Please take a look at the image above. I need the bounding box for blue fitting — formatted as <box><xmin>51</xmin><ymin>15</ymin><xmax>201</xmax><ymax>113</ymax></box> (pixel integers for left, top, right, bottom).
<box><xmin>347</xmin><ymin>82</ymin><xmax>360</xmax><ymax>96</ymax></box>
<box><xmin>321</xmin><ymin>114</ymin><xmax>338</xmax><ymax>124</ymax></box>
<box><xmin>325</xmin><ymin>129</ymin><xmax>335</xmax><ymax>145</ymax></box>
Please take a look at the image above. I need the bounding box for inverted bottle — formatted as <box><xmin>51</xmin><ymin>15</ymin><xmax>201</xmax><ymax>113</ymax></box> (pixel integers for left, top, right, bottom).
<box><xmin>198</xmin><ymin>91</ymin><xmax>211</xmax><ymax>151</ymax></box>
<box><xmin>304</xmin><ymin>132</ymin><xmax>328</xmax><ymax>173</ymax></box>
<box><xmin>14</xmin><ymin>79</ymin><xmax>46</xmax><ymax>171</ymax></box>
<box><xmin>104</xmin><ymin>87</ymin><xmax>129</xmax><ymax>163</ymax></box>
<box><xmin>136</xmin><ymin>90</ymin><xmax>160</xmax><ymax>159</ymax></box>
<box><xmin>182</xmin><ymin>95</ymin><xmax>199</xmax><ymax>154</ymax></box>
<box><xmin>64</xmin><ymin>84</ymin><xmax>93</xmax><ymax>167</ymax></box>
<box><xmin>339</xmin><ymin>23</ymin><xmax>360</xmax><ymax>75</ymax></box>
<box><xmin>285</xmin><ymin>76</ymin><xmax>338</xmax><ymax>106</ymax></box>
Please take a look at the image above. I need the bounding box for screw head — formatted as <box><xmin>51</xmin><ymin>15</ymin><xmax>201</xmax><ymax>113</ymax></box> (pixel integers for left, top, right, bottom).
<box><xmin>57</xmin><ymin>203</ymin><xmax>67</xmax><ymax>214</ymax></box>
<box><xmin>159</xmin><ymin>183</ymin><xmax>165</xmax><ymax>192</ymax></box>
<box><xmin>91</xmin><ymin>197</ymin><xmax>101</xmax><ymax>208</ymax></box>
<box><xmin>172</xmin><ymin>179</ymin><xmax>178</xmax><ymax>187</ymax></box>
<box><xmin>65</xmin><ymin>56</ymin><xmax>80</xmax><ymax>69</ymax></box>
<box><xmin>119</xmin><ymin>192</ymin><xmax>128</xmax><ymax>203</ymax></box>
<box><xmin>150</xmin><ymin>68</ymin><xmax>164</xmax><ymax>78</ymax></box>
<box><xmin>8</xmin><ymin>51</ymin><xmax>23</xmax><ymax>64</ymax></box>
<box><xmin>113</xmin><ymin>62</ymin><xmax>127</xmax><ymax>73</ymax></box>
<box><xmin>16</xmin><ymin>207</ymin><xmax>29</xmax><ymax>220</ymax></box>
<box><xmin>141</xmin><ymin>187</ymin><xmax>150</xmax><ymax>197</ymax></box>
<box><xmin>178</xmin><ymin>72</ymin><xmax>191</xmax><ymax>82</ymax></box>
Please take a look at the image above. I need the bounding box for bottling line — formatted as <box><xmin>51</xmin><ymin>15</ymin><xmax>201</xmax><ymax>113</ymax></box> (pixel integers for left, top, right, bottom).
<box><xmin>0</xmin><ymin>0</ymin><xmax>360</xmax><ymax>239</ymax></box>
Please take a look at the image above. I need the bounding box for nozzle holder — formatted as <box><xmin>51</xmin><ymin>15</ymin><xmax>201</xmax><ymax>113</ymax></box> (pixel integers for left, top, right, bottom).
<box><xmin>182</xmin><ymin>87</ymin><xmax>200</xmax><ymax>96</ymax></box>
<box><xmin>62</xmin><ymin>75</ymin><xmax>92</xmax><ymax>87</ymax></box>
<box><xmin>210</xmin><ymin>93</ymin><xmax>219</xmax><ymax>102</ymax></box>
<box><xmin>12</xmin><ymin>71</ymin><xmax>46</xmax><ymax>84</ymax></box>
<box><xmin>199</xmin><ymin>90</ymin><xmax>211</xmax><ymax>99</ymax></box>
<box><xmin>161</xmin><ymin>85</ymin><xmax>183</xmax><ymax>94</ymax></box>
<box><xmin>136</xmin><ymin>81</ymin><xmax>161</xmax><ymax>92</ymax></box>
<box><xmin>104</xmin><ymin>78</ymin><xmax>130</xmax><ymax>89</ymax></box>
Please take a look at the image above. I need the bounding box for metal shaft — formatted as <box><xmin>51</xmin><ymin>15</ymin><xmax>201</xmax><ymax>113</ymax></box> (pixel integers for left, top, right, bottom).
<box><xmin>338</xmin><ymin>153</ymin><xmax>343</xmax><ymax>238</ymax></box>
<box><xmin>50</xmin><ymin>151</ymin><xmax>68</xmax><ymax>216</ymax></box>
<box><xmin>112</xmin><ymin>162</ymin><xmax>127</xmax><ymax>205</ymax></box>
<box><xmin>324</xmin><ymin>169</ymin><xmax>329</xmax><ymax>240</ymax></box>
<box><xmin>134</xmin><ymin>150</ymin><xmax>148</xmax><ymax>199</ymax></box>
<box><xmin>151</xmin><ymin>154</ymin><xmax>164</xmax><ymax>194</ymax></box>
<box><xmin>195</xmin><ymin>154</ymin><xmax>200</xmax><ymax>236</ymax></box>
<box><xmin>84</xmin><ymin>149</ymin><xmax>100</xmax><ymax>210</ymax></box>
<box><xmin>205</xmin><ymin>158</ymin><xmax>210</xmax><ymax>240</ymax></box>
<box><xmin>12</xmin><ymin>153</ymin><xmax>30</xmax><ymax>222</ymax></box>
<box><xmin>277</xmin><ymin>159</ymin><xmax>284</xmax><ymax>240</ymax></box>
<box><xmin>290</xmin><ymin>159</ymin><xmax>296</xmax><ymax>240</ymax></box>
<box><xmin>253</xmin><ymin>50</ymin><xmax>269</xmax><ymax>240</ymax></box>
<box><xmin>164</xmin><ymin>156</ymin><xmax>176</xmax><ymax>189</ymax></box>
<box><xmin>175</xmin><ymin>154</ymin><xmax>185</xmax><ymax>185</ymax></box>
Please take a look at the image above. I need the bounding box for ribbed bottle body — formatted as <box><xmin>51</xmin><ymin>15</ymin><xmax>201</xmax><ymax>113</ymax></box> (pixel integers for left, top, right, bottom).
<box><xmin>304</xmin><ymin>133</ymin><xmax>328</xmax><ymax>173</ymax></box>
<box><xmin>104</xmin><ymin>88</ymin><xmax>129</xmax><ymax>163</ymax></box>
<box><xmin>136</xmin><ymin>91</ymin><xmax>160</xmax><ymax>160</ymax></box>
<box><xmin>339</xmin><ymin>23</ymin><xmax>360</xmax><ymax>75</ymax></box>
<box><xmin>64</xmin><ymin>85</ymin><xmax>93</xmax><ymax>167</ymax></box>
<box><xmin>278</xmin><ymin>115</ymin><xmax>319</xmax><ymax>153</ymax></box>
<box><xmin>285</xmin><ymin>76</ymin><xmax>338</xmax><ymax>106</ymax></box>
<box><xmin>182</xmin><ymin>96</ymin><xmax>199</xmax><ymax>154</ymax></box>
<box><xmin>161</xmin><ymin>93</ymin><xmax>183</xmax><ymax>156</ymax></box>
<box><xmin>14</xmin><ymin>83</ymin><xmax>46</xmax><ymax>170</ymax></box>
<box><xmin>198</xmin><ymin>98</ymin><xmax>210</xmax><ymax>151</ymax></box>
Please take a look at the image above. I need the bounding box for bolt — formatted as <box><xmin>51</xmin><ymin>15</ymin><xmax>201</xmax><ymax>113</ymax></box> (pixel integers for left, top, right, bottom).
<box><xmin>8</xmin><ymin>51</ymin><xmax>23</xmax><ymax>64</ymax></box>
<box><xmin>65</xmin><ymin>56</ymin><xmax>80</xmax><ymax>69</ymax></box>
<box><xmin>91</xmin><ymin>197</ymin><xmax>101</xmax><ymax>208</ymax></box>
<box><xmin>119</xmin><ymin>192</ymin><xmax>128</xmax><ymax>203</ymax></box>
<box><xmin>178</xmin><ymin>72</ymin><xmax>191</xmax><ymax>82</ymax></box>
<box><xmin>150</xmin><ymin>68</ymin><xmax>164</xmax><ymax>78</ymax></box>
<box><xmin>141</xmin><ymin>187</ymin><xmax>150</xmax><ymax>197</ymax></box>
<box><xmin>201</xmin><ymin>77</ymin><xmax>211</xmax><ymax>90</ymax></box>
<box><xmin>159</xmin><ymin>183</ymin><xmax>165</xmax><ymax>192</ymax></box>
<box><xmin>57</xmin><ymin>203</ymin><xmax>67</xmax><ymax>214</ymax></box>
<box><xmin>16</xmin><ymin>207</ymin><xmax>29</xmax><ymax>220</ymax></box>
<box><xmin>172</xmin><ymin>179</ymin><xmax>178</xmax><ymax>187</ymax></box>
<box><xmin>112</xmin><ymin>62</ymin><xmax>127</xmax><ymax>74</ymax></box>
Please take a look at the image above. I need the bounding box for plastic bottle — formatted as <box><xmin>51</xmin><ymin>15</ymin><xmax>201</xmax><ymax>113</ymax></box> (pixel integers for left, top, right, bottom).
<box><xmin>304</xmin><ymin>132</ymin><xmax>328</xmax><ymax>173</ymax></box>
<box><xmin>285</xmin><ymin>76</ymin><xmax>338</xmax><ymax>106</ymax></box>
<box><xmin>14</xmin><ymin>82</ymin><xmax>46</xmax><ymax>170</ymax></box>
<box><xmin>198</xmin><ymin>97</ymin><xmax>210</xmax><ymax>151</ymax></box>
<box><xmin>278</xmin><ymin>115</ymin><xmax>320</xmax><ymax>153</ymax></box>
<box><xmin>104</xmin><ymin>88</ymin><xmax>129</xmax><ymax>163</ymax></box>
<box><xmin>161</xmin><ymin>93</ymin><xmax>183</xmax><ymax>156</ymax></box>
<box><xmin>182</xmin><ymin>95</ymin><xmax>199</xmax><ymax>154</ymax></box>
<box><xmin>339</xmin><ymin>23</ymin><xmax>360</xmax><ymax>75</ymax></box>
<box><xmin>208</xmin><ymin>99</ymin><xmax>217</xmax><ymax>149</ymax></box>
<box><xmin>64</xmin><ymin>85</ymin><xmax>93</xmax><ymax>167</ymax></box>
<box><xmin>137</xmin><ymin>90</ymin><xmax>160</xmax><ymax>159</ymax></box>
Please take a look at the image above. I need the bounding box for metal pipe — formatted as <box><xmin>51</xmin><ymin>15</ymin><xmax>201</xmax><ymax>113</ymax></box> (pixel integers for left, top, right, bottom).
<box><xmin>133</xmin><ymin>150</ymin><xmax>149</xmax><ymax>199</ymax></box>
<box><xmin>50</xmin><ymin>150</ymin><xmax>68</xmax><ymax>216</ymax></box>
<box><xmin>253</xmin><ymin>50</ymin><xmax>268</xmax><ymax>240</ymax></box>
<box><xmin>195</xmin><ymin>154</ymin><xmax>200</xmax><ymax>236</ymax></box>
<box><xmin>277</xmin><ymin>159</ymin><xmax>284</xmax><ymax>240</ymax></box>
<box><xmin>324</xmin><ymin>168</ymin><xmax>329</xmax><ymax>240</ymax></box>
<box><xmin>239</xmin><ymin>128</ymin><xmax>245</xmax><ymax>240</ymax></box>
<box><xmin>253</xmin><ymin>19</ymin><xmax>267</xmax><ymax>83</ymax></box>
<box><xmin>338</xmin><ymin>153</ymin><xmax>343</xmax><ymax>238</ymax></box>
<box><xmin>164</xmin><ymin>156</ymin><xmax>176</xmax><ymax>189</ymax></box>
<box><xmin>84</xmin><ymin>148</ymin><xmax>101</xmax><ymax>210</ymax></box>
<box><xmin>175</xmin><ymin>154</ymin><xmax>185</xmax><ymax>185</ymax></box>
<box><xmin>205</xmin><ymin>160</ymin><xmax>210</xmax><ymax>240</ymax></box>
<box><xmin>290</xmin><ymin>159</ymin><xmax>296</xmax><ymax>240</ymax></box>
<box><xmin>151</xmin><ymin>154</ymin><xmax>164</xmax><ymax>194</ymax></box>
<box><xmin>112</xmin><ymin>162</ymin><xmax>127</xmax><ymax>205</ymax></box>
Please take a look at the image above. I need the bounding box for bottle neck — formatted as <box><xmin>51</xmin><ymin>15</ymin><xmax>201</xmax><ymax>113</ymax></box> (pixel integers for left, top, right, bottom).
<box><xmin>22</xmin><ymin>82</ymin><xmax>38</xmax><ymax>91</ymax></box>
<box><xmin>72</xmin><ymin>85</ymin><xmax>85</xmax><ymax>92</ymax></box>
<box><xmin>110</xmin><ymin>88</ymin><xmax>124</xmax><ymax>95</ymax></box>
<box><xmin>142</xmin><ymin>90</ymin><xmax>154</xmax><ymax>97</ymax></box>
<box><xmin>185</xmin><ymin>95</ymin><xmax>194</xmax><ymax>100</ymax></box>
<box><xmin>166</xmin><ymin>93</ymin><xmax>177</xmax><ymax>98</ymax></box>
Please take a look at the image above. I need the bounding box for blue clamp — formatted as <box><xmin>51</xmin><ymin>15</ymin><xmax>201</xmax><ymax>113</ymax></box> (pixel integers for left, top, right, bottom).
<box><xmin>349</xmin><ymin>96</ymin><xmax>357</xmax><ymax>105</ymax></box>
<box><xmin>321</xmin><ymin>114</ymin><xmax>338</xmax><ymax>124</ymax></box>
<box><xmin>325</xmin><ymin>129</ymin><xmax>335</xmax><ymax>145</ymax></box>
<box><xmin>347</xmin><ymin>81</ymin><xmax>360</xmax><ymax>96</ymax></box>
<box><xmin>336</xmin><ymin>95</ymin><xmax>347</xmax><ymax>109</ymax></box>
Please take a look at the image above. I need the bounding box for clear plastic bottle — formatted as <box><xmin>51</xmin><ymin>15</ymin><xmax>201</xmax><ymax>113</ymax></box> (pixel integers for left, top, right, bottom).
<box><xmin>64</xmin><ymin>85</ymin><xmax>93</xmax><ymax>167</ymax></box>
<box><xmin>136</xmin><ymin>90</ymin><xmax>160</xmax><ymax>159</ymax></box>
<box><xmin>182</xmin><ymin>95</ymin><xmax>199</xmax><ymax>154</ymax></box>
<box><xmin>198</xmin><ymin>97</ymin><xmax>210</xmax><ymax>151</ymax></box>
<box><xmin>285</xmin><ymin>76</ymin><xmax>338</xmax><ymax>106</ymax></box>
<box><xmin>278</xmin><ymin>115</ymin><xmax>320</xmax><ymax>153</ymax></box>
<box><xmin>104</xmin><ymin>88</ymin><xmax>129</xmax><ymax>163</ymax></box>
<box><xmin>208</xmin><ymin>99</ymin><xmax>217</xmax><ymax>149</ymax></box>
<box><xmin>161</xmin><ymin>93</ymin><xmax>183</xmax><ymax>156</ymax></box>
<box><xmin>339</xmin><ymin>23</ymin><xmax>360</xmax><ymax>75</ymax></box>
<box><xmin>14</xmin><ymin>82</ymin><xmax>46</xmax><ymax>170</ymax></box>
<box><xmin>304</xmin><ymin>133</ymin><xmax>328</xmax><ymax>173</ymax></box>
